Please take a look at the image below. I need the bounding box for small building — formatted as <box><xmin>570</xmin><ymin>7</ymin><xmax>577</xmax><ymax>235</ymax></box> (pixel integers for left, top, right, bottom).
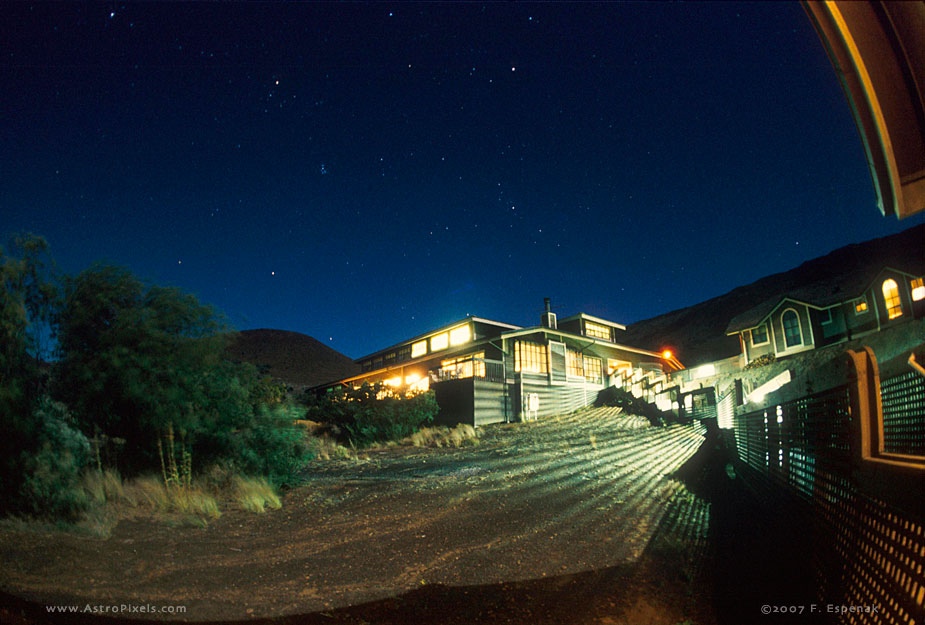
<box><xmin>315</xmin><ymin>300</ymin><xmax>673</xmax><ymax>427</ymax></box>
<box><xmin>725</xmin><ymin>266</ymin><xmax>925</xmax><ymax>364</ymax></box>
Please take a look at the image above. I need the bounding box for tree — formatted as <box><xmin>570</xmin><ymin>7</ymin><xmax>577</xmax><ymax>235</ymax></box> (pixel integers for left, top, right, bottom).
<box><xmin>53</xmin><ymin>265</ymin><xmax>250</xmax><ymax>473</ymax></box>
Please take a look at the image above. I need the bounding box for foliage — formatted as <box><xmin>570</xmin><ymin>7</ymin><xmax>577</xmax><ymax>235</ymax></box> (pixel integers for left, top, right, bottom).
<box><xmin>217</xmin><ymin>403</ymin><xmax>313</xmax><ymax>488</ymax></box>
<box><xmin>0</xmin><ymin>234</ymin><xmax>63</xmax><ymax>513</ymax></box>
<box><xmin>15</xmin><ymin>398</ymin><xmax>91</xmax><ymax>520</ymax></box>
<box><xmin>53</xmin><ymin>265</ymin><xmax>240</xmax><ymax>474</ymax></box>
<box><xmin>744</xmin><ymin>354</ymin><xmax>776</xmax><ymax>370</ymax></box>
<box><xmin>306</xmin><ymin>383</ymin><xmax>438</xmax><ymax>447</ymax></box>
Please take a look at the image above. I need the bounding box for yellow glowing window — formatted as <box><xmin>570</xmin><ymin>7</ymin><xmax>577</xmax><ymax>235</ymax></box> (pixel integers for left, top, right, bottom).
<box><xmin>882</xmin><ymin>279</ymin><xmax>903</xmax><ymax>319</ymax></box>
<box><xmin>440</xmin><ymin>352</ymin><xmax>485</xmax><ymax>379</ymax></box>
<box><xmin>411</xmin><ymin>340</ymin><xmax>427</xmax><ymax>358</ymax></box>
<box><xmin>854</xmin><ymin>299</ymin><xmax>868</xmax><ymax>314</ymax></box>
<box><xmin>567</xmin><ymin>349</ymin><xmax>584</xmax><ymax>377</ymax></box>
<box><xmin>583</xmin><ymin>356</ymin><xmax>603</xmax><ymax>383</ymax></box>
<box><xmin>430</xmin><ymin>332</ymin><xmax>449</xmax><ymax>351</ymax></box>
<box><xmin>514</xmin><ymin>341</ymin><xmax>547</xmax><ymax>374</ymax></box>
<box><xmin>911</xmin><ymin>278</ymin><xmax>924</xmax><ymax>302</ymax></box>
<box><xmin>585</xmin><ymin>321</ymin><xmax>611</xmax><ymax>340</ymax></box>
<box><xmin>449</xmin><ymin>325</ymin><xmax>471</xmax><ymax>346</ymax></box>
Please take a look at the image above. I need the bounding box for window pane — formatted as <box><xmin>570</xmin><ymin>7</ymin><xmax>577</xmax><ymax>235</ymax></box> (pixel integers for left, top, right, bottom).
<box><xmin>430</xmin><ymin>332</ymin><xmax>449</xmax><ymax>351</ymax></box>
<box><xmin>751</xmin><ymin>324</ymin><xmax>768</xmax><ymax>344</ymax></box>
<box><xmin>882</xmin><ymin>279</ymin><xmax>903</xmax><ymax>319</ymax></box>
<box><xmin>411</xmin><ymin>340</ymin><xmax>427</xmax><ymax>358</ymax></box>
<box><xmin>782</xmin><ymin>311</ymin><xmax>801</xmax><ymax>347</ymax></box>
<box><xmin>585</xmin><ymin>322</ymin><xmax>611</xmax><ymax>340</ymax></box>
<box><xmin>515</xmin><ymin>341</ymin><xmax>547</xmax><ymax>373</ymax></box>
<box><xmin>583</xmin><ymin>356</ymin><xmax>602</xmax><ymax>383</ymax></box>
<box><xmin>449</xmin><ymin>325</ymin><xmax>471</xmax><ymax>345</ymax></box>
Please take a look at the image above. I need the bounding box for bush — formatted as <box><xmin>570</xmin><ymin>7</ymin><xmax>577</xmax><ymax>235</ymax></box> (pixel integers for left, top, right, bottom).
<box><xmin>745</xmin><ymin>354</ymin><xmax>776</xmax><ymax>370</ymax></box>
<box><xmin>307</xmin><ymin>383</ymin><xmax>438</xmax><ymax>447</ymax></box>
<box><xmin>16</xmin><ymin>398</ymin><xmax>91</xmax><ymax>520</ymax></box>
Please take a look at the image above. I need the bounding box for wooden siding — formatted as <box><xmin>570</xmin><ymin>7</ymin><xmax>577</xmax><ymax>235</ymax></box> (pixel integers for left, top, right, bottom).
<box><xmin>473</xmin><ymin>379</ymin><xmax>508</xmax><ymax>426</ymax></box>
<box><xmin>521</xmin><ymin>379</ymin><xmax>604</xmax><ymax>419</ymax></box>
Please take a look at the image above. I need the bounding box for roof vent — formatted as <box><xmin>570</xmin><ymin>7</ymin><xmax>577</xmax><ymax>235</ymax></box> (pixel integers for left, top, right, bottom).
<box><xmin>541</xmin><ymin>297</ymin><xmax>557</xmax><ymax>329</ymax></box>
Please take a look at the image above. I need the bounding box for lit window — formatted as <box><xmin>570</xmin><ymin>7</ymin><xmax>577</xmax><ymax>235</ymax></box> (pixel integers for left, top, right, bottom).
<box><xmin>430</xmin><ymin>332</ymin><xmax>449</xmax><ymax>351</ymax></box>
<box><xmin>782</xmin><ymin>309</ymin><xmax>802</xmax><ymax>348</ymax></box>
<box><xmin>882</xmin><ymin>279</ymin><xmax>903</xmax><ymax>319</ymax></box>
<box><xmin>855</xmin><ymin>299</ymin><xmax>869</xmax><ymax>314</ymax></box>
<box><xmin>582</xmin><ymin>356</ymin><xmax>603</xmax><ymax>383</ymax></box>
<box><xmin>385</xmin><ymin>376</ymin><xmax>402</xmax><ymax>387</ymax></box>
<box><xmin>567</xmin><ymin>349</ymin><xmax>584</xmax><ymax>377</ymax></box>
<box><xmin>911</xmin><ymin>278</ymin><xmax>924</xmax><ymax>302</ymax></box>
<box><xmin>585</xmin><ymin>321</ymin><xmax>611</xmax><ymax>340</ymax></box>
<box><xmin>514</xmin><ymin>341</ymin><xmax>547</xmax><ymax>374</ymax></box>
<box><xmin>411</xmin><ymin>340</ymin><xmax>427</xmax><ymax>358</ymax></box>
<box><xmin>449</xmin><ymin>324</ymin><xmax>471</xmax><ymax>346</ymax></box>
<box><xmin>440</xmin><ymin>352</ymin><xmax>485</xmax><ymax>379</ymax></box>
<box><xmin>751</xmin><ymin>323</ymin><xmax>769</xmax><ymax>345</ymax></box>
<box><xmin>608</xmin><ymin>358</ymin><xmax>631</xmax><ymax>376</ymax></box>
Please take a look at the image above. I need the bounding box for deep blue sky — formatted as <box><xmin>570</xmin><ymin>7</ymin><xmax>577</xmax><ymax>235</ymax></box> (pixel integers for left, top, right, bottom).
<box><xmin>3</xmin><ymin>2</ymin><xmax>922</xmax><ymax>358</ymax></box>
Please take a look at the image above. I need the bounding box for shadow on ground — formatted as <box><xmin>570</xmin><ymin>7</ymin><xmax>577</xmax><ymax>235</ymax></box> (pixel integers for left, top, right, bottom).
<box><xmin>1</xmin><ymin>420</ymin><xmax>835</xmax><ymax>625</ymax></box>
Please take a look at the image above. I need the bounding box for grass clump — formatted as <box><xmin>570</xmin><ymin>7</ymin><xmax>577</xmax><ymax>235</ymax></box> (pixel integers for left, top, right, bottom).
<box><xmin>233</xmin><ymin>476</ymin><xmax>281</xmax><ymax>513</ymax></box>
<box><xmin>407</xmin><ymin>424</ymin><xmax>479</xmax><ymax>448</ymax></box>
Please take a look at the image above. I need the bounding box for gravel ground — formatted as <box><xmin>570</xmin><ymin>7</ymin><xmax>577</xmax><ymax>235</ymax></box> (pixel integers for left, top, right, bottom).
<box><xmin>0</xmin><ymin>407</ymin><xmax>718</xmax><ymax>625</ymax></box>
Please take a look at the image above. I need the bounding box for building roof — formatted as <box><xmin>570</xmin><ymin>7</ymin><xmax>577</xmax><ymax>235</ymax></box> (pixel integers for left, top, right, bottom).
<box><xmin>725</xmin><ymin>263</ymin><xmax>925</xmax><ymax>334</ymax></box>
<box><xmin>558</xmin><ymin>312</ymin><xmax>627</xmax><ymax>331</ymax></box>
<box><xmin>356</xmin><ymin>316</ymin><xmax>520</xmax><ymax>362</ymax></box>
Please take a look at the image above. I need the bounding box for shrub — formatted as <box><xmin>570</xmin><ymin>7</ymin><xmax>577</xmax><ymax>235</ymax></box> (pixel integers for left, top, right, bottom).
<box><xmin>745</xmin><ymin>354</ymin><xmax>776</xmax><ymax>370</ymax></box>
<box><xmin>16</xmin><ymin>398</ymin><xmax>91</xmax><ymax>521</ymax></box>
<box><xmin>308</xmin><ymin>383</ymin><xmax>438</xmax><ymax>447</ymax></box>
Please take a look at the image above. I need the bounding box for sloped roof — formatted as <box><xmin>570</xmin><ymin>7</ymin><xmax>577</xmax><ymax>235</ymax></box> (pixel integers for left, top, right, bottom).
<box><xmin>725</xmin><ymin>261</ymin><xmax>925</xmax><ymax>334</ymax></box>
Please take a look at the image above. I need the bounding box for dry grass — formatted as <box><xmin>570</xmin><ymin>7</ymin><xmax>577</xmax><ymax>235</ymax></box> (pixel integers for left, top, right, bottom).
<box><xmin>405</xmin><ymin>424</ymin><xmax>479</xmax><ymax>448</ymax></box>
<box><xmin>82</xmin><ymin>469</ymin><xmax>131</xmax><ymax>506</ymax></box>
<box><xmin>233</xmin><ymin>476</ymin><xmax>281</xmax><ymax>513</ymax></box>
<box><xmin>313</xmin><ymin>435</ymin><xmax>357</xmax><ymax>460</ymax></box>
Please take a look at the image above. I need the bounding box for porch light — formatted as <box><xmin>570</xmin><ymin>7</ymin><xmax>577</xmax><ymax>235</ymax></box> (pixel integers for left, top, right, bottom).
<box><xmin>662</xmin><ymin>350</ymin><xmax>672</xmax><ymax>359</ymax></box>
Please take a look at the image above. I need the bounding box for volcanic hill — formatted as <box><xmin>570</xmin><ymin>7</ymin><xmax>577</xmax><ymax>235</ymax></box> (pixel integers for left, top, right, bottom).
<box><xmin>226</xmin><ymin>329</ymin><xmax>359</xmax><ymax>391</ymax></box>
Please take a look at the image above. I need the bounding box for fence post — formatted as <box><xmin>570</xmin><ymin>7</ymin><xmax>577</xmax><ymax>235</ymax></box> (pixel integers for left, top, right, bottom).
<box><xmin>846</xmin><ymin>347</ymin><xmax>882</xmax><ymax>462</ymax></box>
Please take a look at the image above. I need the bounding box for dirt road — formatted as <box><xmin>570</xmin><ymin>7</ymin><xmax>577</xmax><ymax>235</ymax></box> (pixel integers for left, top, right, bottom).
<box><xmin>0</xmin><ymin>408</ymin><xmax>716</xmax><ymax>624</ymax></box>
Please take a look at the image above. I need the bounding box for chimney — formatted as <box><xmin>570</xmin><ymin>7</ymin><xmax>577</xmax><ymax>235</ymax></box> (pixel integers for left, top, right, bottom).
<box><xmin>541</xmin><ymin>297</ymin><xmax>557</xmax><ymax>329</ymax></box>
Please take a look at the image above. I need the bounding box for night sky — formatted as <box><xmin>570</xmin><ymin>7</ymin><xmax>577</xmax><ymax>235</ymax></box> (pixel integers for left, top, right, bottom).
<box><xmin>3</xmin><ymin>2</ymin><xmax>922</xmax><ymax>359</ymax></box>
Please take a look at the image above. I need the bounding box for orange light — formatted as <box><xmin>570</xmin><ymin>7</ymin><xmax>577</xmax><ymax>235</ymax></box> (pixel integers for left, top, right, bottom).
<box><xmin>662</xmin><ymin>350</ymin><xmax>672</xmax><ymax>360</ymax></box>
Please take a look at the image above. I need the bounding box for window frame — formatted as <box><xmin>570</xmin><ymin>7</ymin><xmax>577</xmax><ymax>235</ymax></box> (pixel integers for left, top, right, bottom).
<box><xmin>514</xmin><ymin>340</ymin><xmax>548</xmax><ymax>374</ymax></box>
<box><xmin>911</xmin><ymin>277</ymin><xmax>925</xmax><ymax>302</ymax></box>
<box><xmin>584</xmin><ymin>321</ymin><xmax>611</xmax><ymax>341</ymax></box>
<box><xmin>582</xmin><ymin>355</ymin><xmax>603</xmax><ymax>383</ymax></box>
<box><xmin>882</xmin><ymin>278</ymin><xmax>903</xmax><ymax>319</ymax></box>
<box><xmin>781</xmin><ymin>308</ymin><xmax>803</xmax><ymax>349</ymax></box>
<box><xmin>750</xmin><ymin>323</ymin><xmax>770</xmax><ymax>346</ymax></box>
<box><xmin>819</xmin><ymin>308</ymin><xmax>833</xmax><ymax>325</ymax></box>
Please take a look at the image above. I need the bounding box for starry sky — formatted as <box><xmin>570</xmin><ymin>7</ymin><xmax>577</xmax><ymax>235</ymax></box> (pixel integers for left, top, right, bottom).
<box><xmin>3</xmin><ymin>2</ymin><xmax>922</xmax><ymax>359</ymax></box>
